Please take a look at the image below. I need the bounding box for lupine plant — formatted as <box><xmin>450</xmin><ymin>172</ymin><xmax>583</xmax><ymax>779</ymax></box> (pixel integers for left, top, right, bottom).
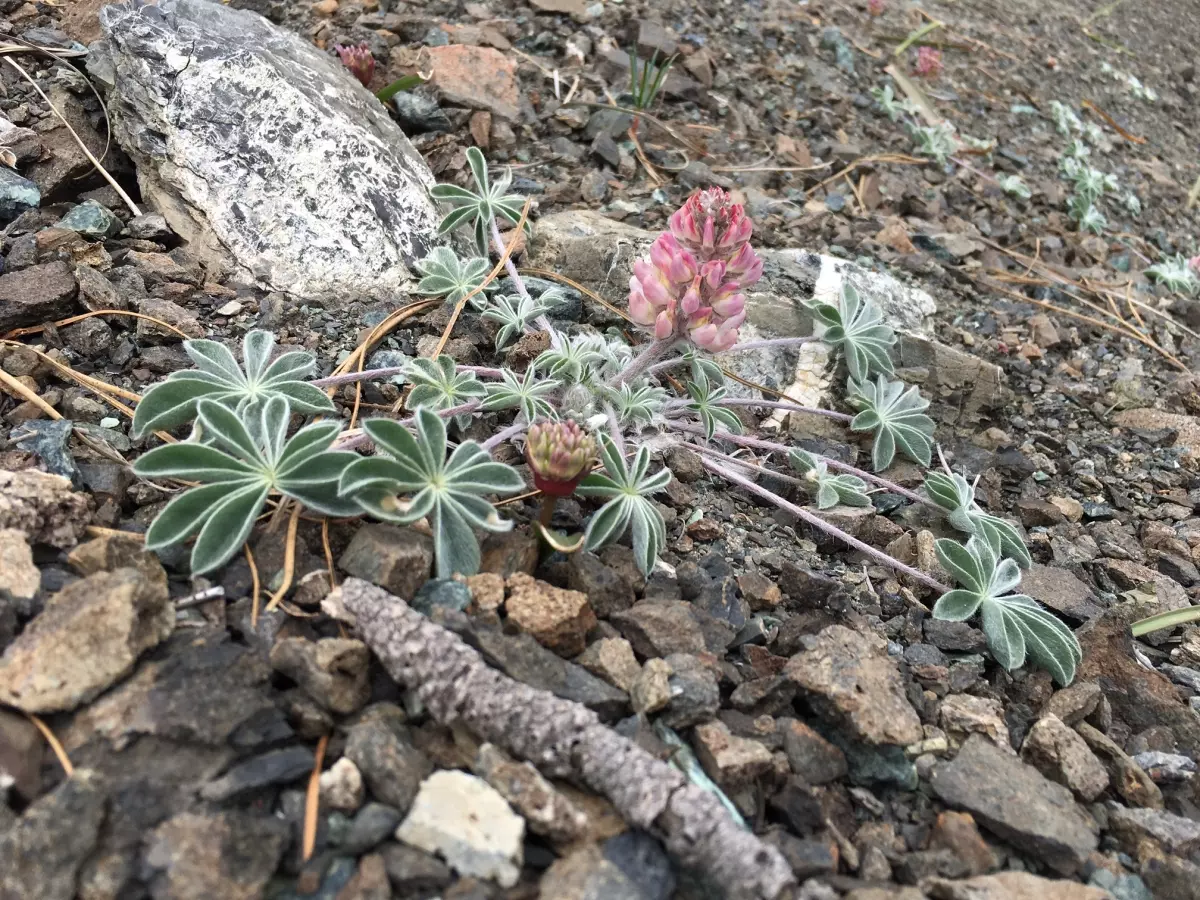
<box><xmin>128</xmin><ymin>159</ymin><xmax>1080</xmax><ymax>683</ymax></box>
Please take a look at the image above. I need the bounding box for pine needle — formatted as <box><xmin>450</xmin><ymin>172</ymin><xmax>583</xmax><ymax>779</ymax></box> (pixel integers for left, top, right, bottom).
<box><xmin>264</xmin><ymin>504</ymin><xmax>301</xmax><ymax>613</ymax></box>
<box><xmin>28</xmin><ymin>714</ymin><xmax>74</xmax><ymax>777</ymax></box>
<box><xmin>302</xmin><ymin>734</ymin><xmax>329</xmax><ymax>862</ymax></box>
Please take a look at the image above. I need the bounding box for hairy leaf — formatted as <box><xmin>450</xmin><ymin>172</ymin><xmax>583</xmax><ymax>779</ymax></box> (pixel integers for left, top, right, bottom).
<box><xmin>577</xmin><ymin>434</ymin><xmax>670</xmax><ymax>575</ymax></box>
<box><xmin>788</xmin><ymin>449</ymin><xmax>872</xmax><ymax>510</ymax></box>
<box><xmin>429</xmin><ymin>146</ymin><xmax>529</xmax><ymax>255</ymax></box>
<box><xmin>132</xmin><ymin>330</ymin><xmax>332</xmax><ymax>437</ymax></box>
<box><xmin>481</xmin><ymin>292</ymin><xmax>553</xmax><ymax>350</ymax></box>
<box><xmin>809</xmin><ymin>283</ymin><xmax>896</xmax><ymax>382</ymax></box>
<box><xmin>405</xmin><ymin>355</ymin><xmax>487</xmax><ymax>429</ymax></box>
<box><xmin>134</xmin><ymin>397</ymin><xmax>356</xmax><ymax>574</ymax></box>
<box><xmin>849</xmin><ymin>375</ymin><xmax>935</xmax><ymax>470</ymax></box>
<box><xmin>414</xmin><ymin>246</ymin><xmax>492</xmax><ymax>309</ymax></box>
<box><xmin>933</xmin><ymin>536</ymin><xmax>1080</xmax><ymax>684</ymax></box>
<box><xmin>341</xmin><ymin>407</ymin><xmax>524</xmax><ymax>578</ymax></box>
<box><xmin>685</xmin><ymin>369</ymin><xmax>743</xmax><ymax>440</ymax></box>
<box><xmin>923</xmin><ymin>470</ymin><xmax>1031</xmax><ymax>568</ymax></box>
<box><xmin>482</xmin><ymin>367</ymin><xmax>559</xmax><ymax>423</ymax></box>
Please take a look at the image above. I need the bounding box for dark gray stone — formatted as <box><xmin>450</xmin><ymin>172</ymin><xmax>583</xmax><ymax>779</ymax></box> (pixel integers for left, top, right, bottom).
<box><xmin>472</xmin><ymin>628</ymin><xmax>628</xmax><ymax>720</ymax></box>
<box><xmin>198</xmin><ymin>745</ymin><xmax>314</xmax><ymax>801</ymax></box>
<box><xmin>344</xmin><ymin>704</ymin><xmax>433</xmax><ymax>814</ymax></box>
<box><xmin>931</xmin><ymin>734</ymin><xmax>1099</xmax><ymax>874</ymax></box>
<box><xmin>379</xmin><ymin>841</ymin><xmax>453</xmax><ymax>895</ymax></box>
<box><xmin>0</xmin><ymin>167</ymin><xmax>40</xmax><ymax>220</ymax></box>
<box><xmin>411</xmin><ymin>579</ymin><xmax>471</xmax><ymax>615</ymax></box>
<box><xmin>59</xmin><ymin>200</ymin><xmax>123</xmax><ymax>238</ymax></box>
<box><xmin>603</xmin><ymin>830</ymin><xmax>675</xmax><ymax>900</ymax></box>
<box><xmin>567</xmin><ymin>551</ymin><xmax>635</xmax><ymax>617</ymax></box>
<box><xmin>0</xmin><ymin>768</ymin><xmax>106</xmax><ymax>900</ymax></box>
<box><xmin>336</xmin><ymin>803</ymin><xmax>403</xmax><ymax>855</ymax></box>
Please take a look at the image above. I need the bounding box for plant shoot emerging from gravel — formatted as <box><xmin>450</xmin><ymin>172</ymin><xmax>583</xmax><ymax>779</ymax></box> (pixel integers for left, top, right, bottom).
<box><xmin>127</xmin><ymin>154</ymin><xmax>1079</xmax><ymax>684</ymax></box>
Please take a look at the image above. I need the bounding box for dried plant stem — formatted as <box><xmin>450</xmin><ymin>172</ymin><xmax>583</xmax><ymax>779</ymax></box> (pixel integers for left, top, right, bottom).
<box><xmin>673</xmin><ymin>421</ymin><xmax>932</xmax><ymax>507</ymax></box>
<box><xmin>480</xmin><ymin>421</ymin><xmax>527</xmax><ymax>452</ymax></box>
<box><xmin>339</xmin><ymin>578</ymin><xmax>796</xmax><ymax>900</ymax></box>
<box><xmin>704</xmin><ymin>458</ymin><xmax>949</xmax><ymax>593</ymax></box>
<box><xmin>714</xmin><ymin>398</ymin><xmax>854</xmax><ymax>423</ymax></box>
<box><xmin>264</xmin><ymin>504</ymin><xmax>301</xmax><ymax>613</ymax></box>
<box><xmin>247</xmin><ymin>545</ymin><xmax>263</xmax><ymax>630</ymax></box>
<box><xmin>303</xmin><ymin>734</ymin><xmax>329</xmax><ymax>862</ymax></box>
<box><xmin>321</xmin><ymin>519</ymin><xmax>337</xmax><ymax>591</ymax></box>
<box><xmin>3</xmin><ymin>57</ymin><xmax>141</xmax><ymax>216</ymax></box>
<box><xmin>28</xmin><ymin>714</ymin><xmax>73</xmax><ymax>777</ymax></box>
<box><xmin>433</xmin><ymin>200</ymin><xmax>532</xmax><ymax>360</ymax></box>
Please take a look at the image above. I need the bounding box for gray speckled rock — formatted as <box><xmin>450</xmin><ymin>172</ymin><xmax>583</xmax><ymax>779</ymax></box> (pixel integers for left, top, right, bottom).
<box><xmin>87</xmin><ymin>0</ymin><xmax>443</xmax><ymax>304</ymax></box>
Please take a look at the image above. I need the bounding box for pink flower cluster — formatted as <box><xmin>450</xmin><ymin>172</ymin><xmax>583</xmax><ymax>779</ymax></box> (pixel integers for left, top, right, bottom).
<box><xmin>915</xmin><ymin>47</ymin><xmax>943</xmax><ymax>77</ymax></box>
<box><xmin>629</xmin><ymin>188</ymin><xmax>762</xmax><ymax>352</ymax></box>
<box><xmin>336</xmin><ymin>43</ymin><xmax>376</xmax><ymax>88</ymax></box>
<box><xmin>867</xmin><ymin>0</ymin><xmax>886</xmax><ymax>14</ymax></box>
<box><xmin>1190</xmin><ymin>255</ymin><xmax>1200</xmax><ymax>278</ymax></box>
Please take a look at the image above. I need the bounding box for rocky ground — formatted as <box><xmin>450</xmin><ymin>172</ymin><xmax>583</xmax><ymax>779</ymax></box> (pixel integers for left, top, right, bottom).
<box><xmin>2</xmin><ymin>0</ymin><xmax>1200</xmax><ymax>898</ymax></box>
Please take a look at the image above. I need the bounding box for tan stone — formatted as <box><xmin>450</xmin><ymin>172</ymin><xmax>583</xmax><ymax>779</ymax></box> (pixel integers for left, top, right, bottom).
<box><xmin>505</xmin><ymin>573</ymin><xmax>596</xmax><ymax>657</ymax></box>
<box><xmin>630</xmin><ymin>658</ymin><xmax>671</xmax><ymax>715</ymax></box>
<box><xmin>574</xmin><ymin>638</ymin><xmax>641</xmax><ymax>692</ymax></box>
<box><xmin>693</xmin><ymin>720</ymin><xmax>773</xmax><ymax>788</ymax></box>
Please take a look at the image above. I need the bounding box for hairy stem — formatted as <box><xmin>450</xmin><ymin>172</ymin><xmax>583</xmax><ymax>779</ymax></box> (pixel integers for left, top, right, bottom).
<box><xmin>538</xmin><ymin>496</ymin><xmax>558</xmax><ymax>530</ymax></box>
<box><xmin>490</xmin><ymin>217</ymin><xmax>562</xmax><ymax>351</ymax></box>
<box><xmin>609</xmin><ymin>337</ymin><xmax>675</xmax><ymax>388</ymax></box>
<box><xmin>332</xmin><ymin>400</ymin><xmax>485</xmax><ymax>451</ymax></box>
<box><xmin>481</xmin><ymin>421</ymin><xmax>527</xmax><ymax>452</ymax></box>
<box><xmin>311</xmin><ymin>366</ymin><xmax>407</xmax><ymax>388</ymax></box>
<box><xmin>457</xmin><ymin>365</ymin><xmax>506</xmax><ymax>378</ymax></box>
<box><xmin>670</xmin><ymin>421</ymin><xmax>933</xmax><ymax>507</ymax></box>
<box><xmin>723</xmin><ymin>336</ymin><xmax>816</xmax><ymax>353</ymax></box>
<box><xmin>703</xmin><ymin>458</ymin><xmax>949</xmax><ymax>593</ymax></box>
<box><xmin>699</xmin><ymin>397</ymin><xmax>853</xmax><ymax>423</ymax></box>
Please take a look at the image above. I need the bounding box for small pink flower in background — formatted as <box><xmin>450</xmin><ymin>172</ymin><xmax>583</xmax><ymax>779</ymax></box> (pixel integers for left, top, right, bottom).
<box><xmin>629</xmin><ymin>187</ymin><xmax>761</xmax><ymax>352</ymax></box>
<box><xmin>915</xmin><ymin>47</ymin><xmax>943</xmax><ymax>78</ymax></box>
<box><xmin>1189</xmin><ymin>256</ymin><xmax>1200</xmax><ymax>278</ymax></box>
<box><xmin>335</xmin><ymin>43</ymin><xmax>376</xmax><ymax>88</ymax></box>
<box><xmin>867</xmin><ymin>0</ymin><xmax>886</xmax><ymax>15</ymax></box>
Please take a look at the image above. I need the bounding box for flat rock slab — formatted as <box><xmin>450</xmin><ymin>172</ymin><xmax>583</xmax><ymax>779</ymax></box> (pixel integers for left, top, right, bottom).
<box><xmin>931</xmin><ymin>734</ymin><xmax>1099</xmax><ymax>875</ymax></box>
<box><xmin>88</xmin><ymin>0</ymin><xmax>443</xmax><ymax>304</ymax></box>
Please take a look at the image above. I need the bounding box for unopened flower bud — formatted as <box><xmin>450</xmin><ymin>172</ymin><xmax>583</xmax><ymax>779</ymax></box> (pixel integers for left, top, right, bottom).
<box><xmin>525</xmin><ymin>419</ymin><xmax>596</xmax><ymax>497</ymax></box>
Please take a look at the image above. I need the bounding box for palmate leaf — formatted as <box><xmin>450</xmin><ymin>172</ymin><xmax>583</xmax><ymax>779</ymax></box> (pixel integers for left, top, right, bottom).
<box><xmin>481</xmin><ymin>292</ymin><xmax>552</xmax><ymax>350</ymax></box>
<box><xmin>482</xmin><ymin>367</ymin><xmax>559</xmax><ymax>423</ymax></box>
<box><xmin>849</xmin><ymin>375</ymin><xmax>935</xmax><ymax>471</ymax></box>
<box><xmin>933</xmin><ymin>536</ymin><xmax>1080</xmax><ymax>684</ymax></box>
<box><xmin>684</xmin><ymin>369</ymin><xmax>742</xmax><ymax>440</ymax></box>
<box><xmin>923</xmin><ymin>471</ymin><xmax>1031</xmax><ymax>568</ymax></box>
<box><xmin>604</xmin><ymin>382</ymin><xmax>668</xmax><ymax>430</ymax></box>
<box><xmin>405</xmin><ymin>355</ymin><xmax>487</xmax><ymax>429</ymax></box>
<box><xmin>132</xmin><ymin>330</ymin><xmax>333</xmax><ymax>437</ymax></box>
<box><xmin>577</xmin><ymin>434</ymin><xmax>671</xmax><ymax>575</ymax></box>
<box><xmin>340</xmin><ymin>408</ymin><xmax>525</xmax><ymax>578</ymax></box>
<box><xmin>809</xmin><ymin>283</ymin><xmax>896</xmax><ymax>383</ymax></box>
<box><xmin>133</xmin><ymin>397</ymin><xmax>357</xmax><ymax>574</ymax></box>
<box><xmin>413</xmin><ymin>246</ymin><xmax>492</xmax><ymax>310</ymax></box>
<box><xmin>429</xmin><ymin>146</ymin><xmax>530</xmax><ymax>255</ymax></box>
<box><xmin>537</xmin><ymin>332</ymin><xmax>606</xmax><ymax>385</ymax></box>
<box><xmin>788</xmin><ymin>449</ymin><xmax>872</xmax><ymax>510</ymax></box>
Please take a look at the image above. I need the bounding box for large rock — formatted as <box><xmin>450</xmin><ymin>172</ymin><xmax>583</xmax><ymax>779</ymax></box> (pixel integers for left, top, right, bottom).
<box><xmin>924</xmin><ymin>871</ymin><xmax>1112</xmax><ymax>900</ymax></box>
<box><xmin>88</xmin><ymin>0</ymin><xmax>444</xmax><ymax>304</ymax></box>
<box><xmin>931</xmin><ymin>734</ymin><xmax>1099</xmax><ymax>874</ymax></box>
<box><xmin>144</xmin><ymin>810</ymin><xmax>289</xmax><ymax>900</ymax></box>
<box><xmin>0</xmin><ymin>567</ymin><xmax>173</xmax><ymax>713</ymax></box>
<box><xmin>0</xmin><ymin>469</ymin><xmax>91</xmax><ymax>548</ymax></box>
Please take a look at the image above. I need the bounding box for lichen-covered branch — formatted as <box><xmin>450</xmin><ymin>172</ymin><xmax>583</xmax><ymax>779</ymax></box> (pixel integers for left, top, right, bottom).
<box><xmin>338</xmin><ymin>578</ymin><xmax>796</xmax><ymax>900</ymax></box>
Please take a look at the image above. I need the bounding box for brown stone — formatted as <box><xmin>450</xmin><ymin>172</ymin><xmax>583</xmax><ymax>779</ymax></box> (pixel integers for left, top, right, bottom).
<box><xmin>693</xmin><ymin>719</ymin><xmax>773</xmax><ymax>788</ymax></box>
<box><xmin>1020</xmin><ymin>715</ymin><xmax>1109</xmax><ymax>802</ymax></box>
<box><xmin>505</xmin><ymin>572</ymin><xmax>596</xmax><ymax>657</ymax></box>
<box><xmin>422</xmin><ymin>45</ymin><xmax>520</xmax><ymax>121</ymax></box>
<box><xmin>785</xmin><ymin>624</ymin><xmax>922</xmax><ymax>746</ymax></box>
<box><xmin>927</xmin><ymin>811</ymin><xmax>997</xmax><ymax>876</ymax></box>
<box><xmin>575</xmin><ymin>637</ymin><xmax>641</xmax><ymax>692</ymax></box>
<box><xmin>0</xmin><ymin>567</ymin><xmax>173</xmax><ymax>713</ymax></box>
<box><xmin>924</xmin><ymin>872</ymin><xmax>1111</xmax><ymax>900</ymax></box>
<box><xmin>0</xmin><ymin>261</ymin><xmax>77</xmax><ymax>332</ymax></box>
